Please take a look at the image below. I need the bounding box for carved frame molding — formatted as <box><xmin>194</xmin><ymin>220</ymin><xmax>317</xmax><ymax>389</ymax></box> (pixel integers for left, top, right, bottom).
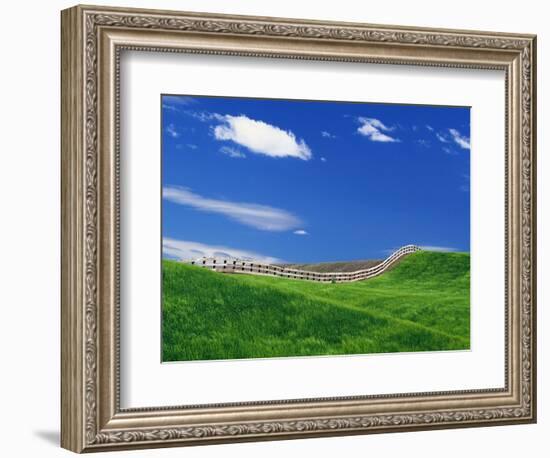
<box><xmin>61</xmin><ymin>5</ymin><xmax>536</xmax><ymax>453</ymax></box>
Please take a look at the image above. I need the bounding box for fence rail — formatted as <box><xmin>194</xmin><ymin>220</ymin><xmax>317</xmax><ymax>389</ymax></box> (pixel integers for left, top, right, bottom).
<box><xmin>183</xmin><ymin>245</ymin><xmax>420</xmax><ymax>283</ymax></box>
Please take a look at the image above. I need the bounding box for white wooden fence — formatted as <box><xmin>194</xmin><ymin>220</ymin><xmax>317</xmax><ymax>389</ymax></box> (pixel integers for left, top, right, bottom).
<box><xmin>184</xmin><ymin>245</ymin><xmax>420</xmax><ymax>283</ymax></box>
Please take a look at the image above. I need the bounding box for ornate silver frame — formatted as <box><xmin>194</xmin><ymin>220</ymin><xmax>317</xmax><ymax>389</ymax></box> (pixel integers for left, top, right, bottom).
<box><xmin>61</xmin><ymin>4</ymin><xmax>537</xmax><ymax>453</ymax></box>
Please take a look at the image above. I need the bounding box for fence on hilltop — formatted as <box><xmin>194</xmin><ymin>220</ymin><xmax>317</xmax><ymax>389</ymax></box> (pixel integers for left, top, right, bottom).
<box><xmin>183</xmin><ymin>244</ymin><xmax>420</xmax><ymax>283</ymax></box>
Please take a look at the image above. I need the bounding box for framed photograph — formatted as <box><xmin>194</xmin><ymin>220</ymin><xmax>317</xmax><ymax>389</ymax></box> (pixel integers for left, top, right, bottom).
<box><xmin>61</xmin><ymin>4</ymin><xmax>537</xmax><ymax>453</ymax></box>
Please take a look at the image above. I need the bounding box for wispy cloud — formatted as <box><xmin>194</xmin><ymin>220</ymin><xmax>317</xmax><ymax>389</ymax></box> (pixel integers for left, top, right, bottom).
<box><xmin>219</xmin><ymin>145</ymin><xmax>246</xmax><ymax>159</ymax></box>
<box><xmin>449</xmin><ymin>128</ymin><xmax>471</xmax><ymax>150</ymax></box>
<box><xmin>443</xmin><ymin>147</ymin><xmax>456</xmax><ymax>155</ymax></box>
<box><xmin>163</xmin><ymin>186</ymin><xmax>303</xmax><ymax>231</ymax></box>
<box><xmin>320</xmin><ymin>157</ymin><xmax>327</xmax><ymax>162</ymax></box>
<box><xmin>357</xmin><ymin>117</ymin><xmax>399</xmax><ymax>142</ymax></box>
<box><xmin>185</xmin><ymin>110</ymin><xmax>224</xmax><ymax>123</ymax></box>
<box><xmin>419</xmin><ymin>245</ymin><xmax>458</xmax><ymax>252</ymax></box>
<box><xmin>426</xmin><ymin>125</ymin><xmax>434</xmax><ymax>132</ymax></box>
<box><xmin>383</xmin><ymin>244</ymin><xmax>459</xmax><ymax>256</ymax></box>
<box><xmin>321</xmin><ymin>131</ymin><xmax>336</xmax><ymax>139</ymax></box>
<box><xmin>176</xmin><ymin>143</ymin><xmax>199</xmax><ymax>151</ymax></box>
<box><xmin>213</xmin><ymin>115</ymin><xmax>312</xmax><ymax>160</ymax></box>
<box><xmin>417</xmin><ymin>139</ymin><xmax>431</xmax><ymax>148</ymax></box>
<box><xmin>165</xmin><ymin>123</ymin><xmax>179</xmax><ymax>138</ymax></box>
<box><xmin>163</xmin><ymin>237</ymin><xmax>283</xmax><ymax>263</ymax></box>
<box><xmin>162</xmin><ymin>104</ymin><xmax>179</xmax><ymax>112</ymax></box>
<box><xmin>162</xmin><ymin>95</ymin><xmax>197</xmax><ymax>112</ymax></box>
<box><xmin>460</xmin><ymin>173</ymin><xmax>470</xmax><ymax>192</ymax></box>
<box><xmin>434</xmin><ymin>128</ymin><xmax>470</xmax><ymax>151</ymax></box>
<box><xmin>436</xmin><ymin>132</ymin><xmax>449</xmax><ymax>143</ymax></box>
<box><xmin>293</xmin><ymin>229</ymin><xmax>308</xmax><ymax>236</ymax></box>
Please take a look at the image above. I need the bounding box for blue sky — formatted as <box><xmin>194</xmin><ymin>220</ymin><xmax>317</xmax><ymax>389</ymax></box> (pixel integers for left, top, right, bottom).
<box><xmin>161</xmin><ymin>94</ymin><xmax>470</xmax><ymax>264</ymax></box>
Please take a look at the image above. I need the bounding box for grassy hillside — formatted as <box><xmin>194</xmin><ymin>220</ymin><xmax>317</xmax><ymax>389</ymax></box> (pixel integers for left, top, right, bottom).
<box><xmin>162</xmin><ymin>251</ymin><xmax>470</xmax><ymax>362</ymax></box>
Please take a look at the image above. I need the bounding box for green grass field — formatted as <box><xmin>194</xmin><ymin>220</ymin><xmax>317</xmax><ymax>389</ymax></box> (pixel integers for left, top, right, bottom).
<box><xmin>162</xmin><ymin>251</ymin><xmax>470</xmax><ymax>362</ymax></box>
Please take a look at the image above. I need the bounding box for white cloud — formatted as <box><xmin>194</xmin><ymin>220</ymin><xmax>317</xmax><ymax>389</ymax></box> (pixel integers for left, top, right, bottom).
<box><xmin>213</xmin><ymin>115</ymin><xmax>312</xmax><ymax>160</ymax></box>
<box><xmin>320</xmin><ymin>157</ymin><xmax>327</xmax><ymax>162</ymax></box>
<box><xmin>434</xmin><ymin>128</ymin><xmax>470</xmax><ymax>151</ymax></box>
<box><xmin>162</xmin><ymin>95</ymin><xmax>197</xmax><ymax>112</ymax></box>
<box><xmin>165</xmin><ymin>123</ymin><xmax>179</xmax><ymax>138</ymax></box>
<box><xmin>449</xmin><ymin>128</ymin><xmax>471</xmax><ymax>150</ymax></box>
<box><xmin>293</xmin><ymin>229</ymin><xmax>308</xmax><ymax>235</ymax></box>
<box><xmin>186</xmin><ymin>144</ymin><xmax>198</xmax><ymax>150</ymax></box>
<box><xmin>164</xmin><ymin>95</ymin><xmax>196</xmax><ymax>105</ymax></box>
<box><xmin>162</xmin><ymin>104</ymin><xmax>179</xmax><ymax>112</ymax></box>
<box><xmin>163</xmin><ymin>186</ymin><xmax>303</xmax><ymax>231</ymax></box>
<box><xmin>163</xmin><ymin>238</ymin><xmax>283</xmax><ymax>263</ymax></box>
<box><xmin>436</xmin><ymin>132</ymin><xmax>449</xmax><ymax>143</ymax></box>
<box><xmin>321</xmin><ymin>131</ymin><xmax>336</xmax><ymax>139</ymax></box>
<box><xmin>443</xmin><ymin>147</ymin><xmax>456</xmax><ymax>155</ymax></box>
<box><xmin>357</xmin><ymin>117</ymin><xmax>399</xmax><ymax>142</ymax></box>
<box><xmin>186</xmin><ymin>110</ymin><xmax>224</xmax><ymax>122</ymax></box>
<box><xmin>426</xmin><ymin>125</ymin><xmax>434</xmax><ymax>131</ymax></box>
<box><xmin>219</xmin><ymin>145</ymin><xmax>246</xmax><ymax>159</ymax></box>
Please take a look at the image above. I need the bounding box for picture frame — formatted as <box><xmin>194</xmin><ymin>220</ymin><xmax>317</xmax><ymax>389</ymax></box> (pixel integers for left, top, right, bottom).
<box><xmin>61</xmin><ymin>4</ymin><xmax>537</xmax><ymax>453</ymax></box>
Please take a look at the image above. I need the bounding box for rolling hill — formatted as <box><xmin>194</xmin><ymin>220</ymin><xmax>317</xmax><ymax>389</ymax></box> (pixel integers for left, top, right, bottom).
<box><xmin>162</xmin><ymin>251</ymin><xmax>470</xmax><ymax>362</ymax></box>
